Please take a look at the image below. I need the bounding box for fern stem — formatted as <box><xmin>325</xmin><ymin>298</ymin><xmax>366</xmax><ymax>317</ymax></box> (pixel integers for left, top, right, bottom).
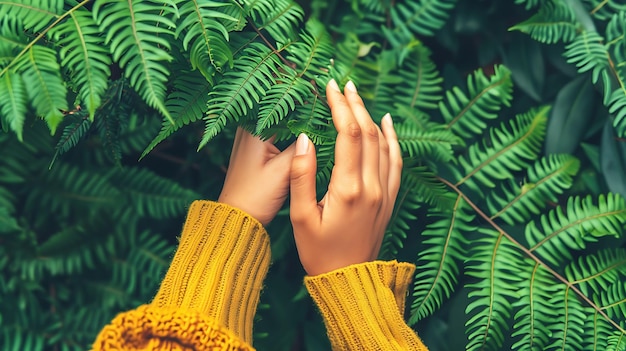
<box><xmin>0</xmin><ymin>0</ymin><xmax>91</xmax><ymax>79</ymax></box>
<box><xmin>437</xmin><ymin>175</ymin><xmax>626</xmax><ymax>335</ymax></box>
<box><xmin>249</xmin><ymin>21</ymin><xmax>292</xmax><ymax>67</ymax></box>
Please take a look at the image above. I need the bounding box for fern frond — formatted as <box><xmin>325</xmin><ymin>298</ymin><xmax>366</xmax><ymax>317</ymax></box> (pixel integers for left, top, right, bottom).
<box><xmin>465</xmin><ymin>229</ymin><xmax>524</xmax><ymax>351</ymax></box>
<box><xmin>200</xmin><ymin>42</ymin><xmax>283</xmax><ymax>147</ymax></box>
<box><xmin>19</xmin><ymin>45</ymin><xmax>67</xmax><ymax>133</ymax></box>
<box><xmin>93</xmin><ymin>0</ymin><xmax>177</xmax><ymax>123</ymax></box>
<box><xmin>605</xmin><ymin>12</ymin><xmax>626</xmax><ymax>137</ymax></box>
<box><xmin>384</xmin><ymin>0</ymin><xmax>457</xmax><ymax>45</ymax></box>
<box><xmin>0</xmin><ymin>69</ymin><xmax>27</xmax><ymax>141</ymax></box>
<box><xmin>546</xmin><ymin>287</ymin><xmax>588</xmax><ymax>350</ymax></box>
<box><xmin>410</xmin><ymin>196</ymin><xmax>472</xmax><ymax>323</ymax></box>
<box><xmin>255</xmin><ymin>73</ymin><xmax>313</xmax><ymax>133</ymax></box>
<box><xmin>109</xmin><ymin>167</ymin><xmax>200</xmax><ymax>218</ymax></box>
<box><xmin>566</xmin><ymin>248</ymin><xmax>626</xmax><ymax>297</ymax></box>
<box><xmin>95</xmin><ymin>110</ymin><xmax>122</xmax><ymax>165</ymax></box>
<box><xmin>286</xmin><ymin>90</ymin><xmax>334</xmax><ymax>145</ymax></box>
<box><xmin>606</xmin><ymin>331</ymin><xmax>626</xmax><ymax>351</ymax></box>
<box><xmin>487</xmin><ymin>154</ymin><xmax>580</xmax><ymax>225</ymax></box>
<box><xmin>395</xmin><ymin>122</ymin><xmax>458</xmax><ymax>162</ymax></box>
<box><xmin>50</xmin><ymin>113</ymin><xmax>92</xmax><ymax>168</ymax></box>
<box><xmin>595</xmin><ymin>281</ymin><xmax>626</xmax><ymax>321</ymax></box>
<box><xmin>582</xmin><ymin>0</ymin><xmax>626</xmax><ymax>21</ymax></box>
<box><xmin>395</xmin><ymin>43</ymin><xmax>443</xmax><ymax>111</ymax></box>
<box><xmin>142</xmin><ymin>70</ymin><xmax>211</xmax><ymax>157</ymax></box>
<box><xmin>585</xmin><ymin>310</ymin><xmax>617</xmax><ymax>351</ymax></box>
<box><xmin>526</xmin><ymin>193</ymin><xmax>626</xmax><ymax>267</ymax></box>
<box><xmin>379</xmin><ymin>173</ymin><xmax>421</xmax><ymax>259</ymax></box>
<box><xmin>510</xmin><ymin>1</ymin><xmax>579</xmax><ymax>44</ymax></box>
<box><xmin>51</xmin><ymin>6</ymin><xmax>111</xmax><ymax>118</ymax></box>
<box><xmin>452</xmin><ymin>106</ymin><xmax>548</xmax><ymax>192</ymax></box>
<box><xmin>0</xmin><ymin>0</ymin><xmax>62</xmax><ymax>32</ymax></box>
<box><xmin>564</xmin><ymin>31</ymin><xmax>610</xmax><ymax>85</ymax></box>
<box><xmin>440</xmin><ymin>65</ymin><xmax>514</xmax><ymax>139</ymax></box>
<box><xmin>287</xmin><ymin>19</ymin><xmax>334</xmax><ymax>81</ymax></box>
<box><xmin>404</xmin><ymin>165</ymin><xmax>456</xmax><ymax>209</ymax></box>
<box><xmin>608</xmin><ymin>88</ymin><xmax>626</xmax><ymax>137</ymax></box>
<box><xmin>511</xmin><ymin>261</ymin><xmax>560</xmax><ymax>351</ymax></box>
<box><xmin>246</xmin><ymin>0</ymin><xmax>304</xmax><ymax>42</ymax></box>
<box><xmin>175</xmin><ymin>0</ymin><xmax>243</xmax><ymax>74</ymax></box>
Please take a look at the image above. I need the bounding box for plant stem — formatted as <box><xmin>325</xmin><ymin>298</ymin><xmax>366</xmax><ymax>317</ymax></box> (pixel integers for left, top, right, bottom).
<box><xmin>437</xmin><ymin>175</ymin><xmax>626</xmax><ymax>335</ymax></box>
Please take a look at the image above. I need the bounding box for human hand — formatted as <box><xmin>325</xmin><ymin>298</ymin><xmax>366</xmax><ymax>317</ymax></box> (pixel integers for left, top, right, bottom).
<box><xmin>218</xmin><ymin>128</ymin><xmax>295</xmax><ymax>226</ymax></box>
<box><xmin>289</xmin><ymin>79</ymin><xmax>403</xmax><ymax>276</ymax></box>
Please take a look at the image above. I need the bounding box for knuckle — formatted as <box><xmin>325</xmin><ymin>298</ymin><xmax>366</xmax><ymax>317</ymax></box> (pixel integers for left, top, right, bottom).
<box><xmin>364</xmin><ymin>124</ymin><xmax>379</xmax><ymax>139</ymax></box>
<box><xmin>380</xmin><ymin>138</ymin><xmax>390</xmax><ymax>154</ymax></box>
<box><xmin>346</xmin><ymin>122</ymin><xmax>362</xmax><ymax>139</ymax></box>
<box><xmin>339</xmin><ymin>182</ymin><xmax>362</xmax><ymax>202</ymax></box>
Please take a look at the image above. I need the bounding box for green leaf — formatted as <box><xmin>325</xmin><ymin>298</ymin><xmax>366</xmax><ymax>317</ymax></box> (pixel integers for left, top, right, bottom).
<box><xmin>51</xmin><ymin>6</ymin><xmax>111</xmax><ymax>118</ymax></box>
<box><xmin>440</xmin><ymin>65</ymin><xmax>514</xmax><ymax>139</ymax></box>
<box><xmin>510</xmin><ymin>1</ymin><xmax>579</xmax><ymax>44</ymax></box>
<box><xmin>93</xmin><ymin>0</ymin><xmax>177</xmax><ymax>123</ymax></box>
<box><xmin>0</xmin><ymin>69</ymin><xmax>27</xmax><ymax>141</ymax></box>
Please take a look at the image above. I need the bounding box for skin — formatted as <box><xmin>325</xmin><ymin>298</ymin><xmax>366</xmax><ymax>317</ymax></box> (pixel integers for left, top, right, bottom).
<box><xmin>219</xmin><ymin>79</ymin><xmax>403</xmax><ymax>276</ymax></box>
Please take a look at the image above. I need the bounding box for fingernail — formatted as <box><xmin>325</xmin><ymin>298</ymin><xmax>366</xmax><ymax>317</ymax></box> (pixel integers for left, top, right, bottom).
<box><xmin>328</xmin><ymin>79</ymin><xmax>340</xmax><ymax>92</ymax></box>
<box><xmin>296</xmin><ymin>133</ymin><xmax>310</xmax><ymax>155</ymax></box>
<box><xmin>345</xmin><ymin>80</ymin><xmax>357</xmax><ymax>93</ymax></box>
<box><xmin>383</xmin><ymin>113</ymin><xmax>393</xmax><ymax>125</ymax></box>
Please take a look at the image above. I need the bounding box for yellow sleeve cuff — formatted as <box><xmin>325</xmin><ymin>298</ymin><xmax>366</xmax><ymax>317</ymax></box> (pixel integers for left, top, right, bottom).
<box><xmin>92</xmin><ymin>305</ymin><xmax>254</xmax><ymax>351</ymax></box>
<box><xmin>304</xmin><ymin>260</ymin><xmax>428</xmax><ymax>351</ymax></box>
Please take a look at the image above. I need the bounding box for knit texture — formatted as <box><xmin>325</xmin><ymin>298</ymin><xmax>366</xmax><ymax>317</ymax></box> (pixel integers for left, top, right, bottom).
<box><xmin>305</xmin><ymin>260</ymin><xmax>428</xmax><ymax>351</ymax></box>
<box><xmin>92</xmin><ymin>201</ymin><xmax>270</xmax><ymax>350</ymax></box>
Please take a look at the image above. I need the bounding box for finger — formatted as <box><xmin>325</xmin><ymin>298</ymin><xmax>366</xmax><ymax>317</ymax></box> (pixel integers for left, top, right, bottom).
<box><xmin>381</xmin><ymin>113</ymin><xmax>402</xmax><ymax>200</ymax></box>
<box><xmin>327</xmin><ymin>79</ymin><xmax>362</xmax><ymax>182</ymax></box>
<box><xmin>343</xmin><ymin>81</ymin><xmax>381</xmax><ymax>192</ymax></box>
<box><xmin>290</xmin><ymin>134</ymin><xmax>320</xmax><ymax>228</ymax></box>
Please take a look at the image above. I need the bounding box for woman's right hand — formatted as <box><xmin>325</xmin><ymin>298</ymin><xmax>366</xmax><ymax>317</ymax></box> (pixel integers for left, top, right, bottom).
<box><xmin>288</xmin><ymin>79</ymin><xmax>403</xmax><ymax>276</ymax></box>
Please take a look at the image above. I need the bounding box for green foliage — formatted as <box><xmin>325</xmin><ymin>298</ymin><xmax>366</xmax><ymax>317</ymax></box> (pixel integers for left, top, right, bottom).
<box><xmin>2</xmin><ymin>0</ymin><xmax>626</xmax><ymax>351</ymax></box>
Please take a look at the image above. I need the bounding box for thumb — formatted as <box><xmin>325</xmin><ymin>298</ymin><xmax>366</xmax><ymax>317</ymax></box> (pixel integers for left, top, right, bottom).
<box><xmin>290</xmin><ymin>133</ymin><xmax>319</xmax><ymax>226</ymax></box>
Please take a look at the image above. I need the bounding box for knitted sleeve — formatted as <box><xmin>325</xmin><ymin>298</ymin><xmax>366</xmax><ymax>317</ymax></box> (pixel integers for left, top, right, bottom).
<box><xmin>304</xmin><ymin>260</ymin><xmax>429</xmax><ymax>351</ymax></box>
<box><xmin>92</xmin><ymin>201</ymin><xmax>270</xmax><ymax>351</ymax></box>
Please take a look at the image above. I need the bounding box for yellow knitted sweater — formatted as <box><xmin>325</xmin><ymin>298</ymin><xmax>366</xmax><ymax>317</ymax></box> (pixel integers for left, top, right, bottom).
<box><xmin>92</xmin><ymin>201</ymin><xmax>428</xmax><ymax>351</ymax></box>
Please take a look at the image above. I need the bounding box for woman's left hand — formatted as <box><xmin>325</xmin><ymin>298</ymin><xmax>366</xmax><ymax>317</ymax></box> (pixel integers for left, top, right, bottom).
<box><xmin>218</xmin><ymin>128</ymin><xmax>295</xmax><ymax>226</ymax></box>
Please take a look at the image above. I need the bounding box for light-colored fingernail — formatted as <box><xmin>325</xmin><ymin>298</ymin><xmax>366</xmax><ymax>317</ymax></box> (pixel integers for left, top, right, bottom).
<box><xmin>383</xmin><ymin>113</ymin><xmax>393</xmax><ymax>125</ymax></box>
<box><xmin>345</xmin><ymin>80</ymin><xmax>357</xmax><ymax>93</ymax></box>
<box><xmin>296</xmin><ymin>133</ymin><xmax>310</xmax><ymax>155</ymax></box>
<box><xmin>327</xmin><ymin>79</ymin><xmax>340</xmax><ymax>92</ymax></box>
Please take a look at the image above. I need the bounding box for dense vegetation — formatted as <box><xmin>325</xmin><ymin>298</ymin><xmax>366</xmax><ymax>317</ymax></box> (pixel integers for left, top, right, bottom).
<box><xmin>1</xmin><ymin>0</ymin><xmax>626</xmax><ymax>350</ymax></box>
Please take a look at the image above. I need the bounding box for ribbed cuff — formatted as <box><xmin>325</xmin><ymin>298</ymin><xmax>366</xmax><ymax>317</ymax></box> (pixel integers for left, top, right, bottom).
<box><xmin>93</xmin><ymin>305</ymin><xmax>254</xmax><ymax>351</ymax></box>
<box><xmin>304</xmin><ymin>261</ymin><xmax>428</xmax><ymax>351</ymax></box>
<box><xmin>152</xmin><ymin>201</ymin><xmax>270</xmax><ymax>344</ymax></box>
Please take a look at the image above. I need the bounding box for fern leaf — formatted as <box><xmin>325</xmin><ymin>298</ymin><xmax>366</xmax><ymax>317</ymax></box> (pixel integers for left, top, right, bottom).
<box><xmin>93</xmin><ymin>0</ymin><xmax>177</xmax><ymax>123</ymax></box>
<box><xmin>440</xmin><ymin>65</ymin><xmax>514</xmax><ymax>139</ymax></box>
<box><xmin>452</xmin><ymin>106</ymin><xmax>548</xmax><ymax>192</ymax></box>
<box><xmin>582</xmin><ymin>0</ymin><xmax>626</xmax><ymax>21</ymax></box>
<box><xmin>20</xmin><ymin>45</ymin><xmax>67</xmax><ymax>133</ymax></box>
<box><xmin>95</xmin><ymin>111</ymin><xmax>122</xmax><ymax>165</ymax></box>
<box><xmin>200</xmin><ymin>42</ymin><xmax>282</xmax><ymax>148</ymax></box>
<box><xmin>566</xmin><ymin>248</ymin><xmax>626</xmax><ymax>297</ymax></box>
<box><xmin>108</xmin><ymin>167</ymin><xmax>200</xmax><ymax>219</ymax></box>
<box><xmin>526</xmin><ymin>193</ymin><xmax>626</xmax><ymax>267</ymax></box>
<box><xmin>385</xmin><ymin>0</ymin><xmax>457</xmax><ymax>45</ymax></box>
<box><xmin>465</xmin><ymin>229</ymin><xmax>525</xmax><ymax>351</ymax></box>
<box><xmin>487</xmin><ymin>154</ymin><xmax>580</xmax><ymax>225</ymax></box>
<box><xmin>564</xmin><ymin>31</ymin><xmax>609</xmax><ymax>85</ymax></box>
<box><xmin>50</xmin><ymin>113</ymin><xmax>92</xmax><ymax>168</ymax></box>
<box><xmin>0</xmin><ymin>69</ymin><xmax>27</xmax><ymax>141</ymax></box>
<box><xmin>51</xmin><ymin>6</ymin><xmax>111</xmax><ymax>118</ymax></box>
<box><xmin>379</xmin><ymin>175</ymin><xmax>421</xmax><ymax>260</ymax></box>
<box><xmin>511</xmin><ymin>262</ymin><xmax>561</xmax><ymax>351</ymax></box>
<box><xmin>175</xmin><ymin>0</ymin><xmax>243</xmax><ymax>74</ymax></box>
<box><xmin>0</xmin><ymin>0</ymin><xmax>62</xmax><ymax>32</ymax></box>
<box><xmin>608</xmin><ymin>88</ymin><xmax>626</xmax><ymax>137</ymax></box>
<box><xmin>546</xmin><ymin>287</ymin><xmax>588</xmax><ymax>350</ymax></box>
<box><xmin>606</xmin><ymin>331</ymin><xmax>626</xmax><ymax>351</ymax></box>
<box><xmin>404</xmin><ymin>165</ymin><xmax>456</xmax><ymax>209</ymax></box>
<box><xmin>585</xmin><ymin>310</ymin><xmax>617</xmax><ymax>351</ymax></box>
<box><xmin>395</xmin><ymin>43</ymin><xmax>443</xmax><ymax>111</ymax></box>
<box><xmin>396</xmin><ymin>123</ymin><xmax>459</xmax><ymax>162</ymax></box>
<box><xmin>246</xmin><ymin>0</ymin><xmax>304</xmax><ymax>41</ymax></box>
<box><xmin>594</xmin><ymin>281</ymin><xmax>626</xmax><ymax>321</ymax></box>
<box><xmin>410</xmin><ymin>196</ymin><xmax>472</xmax><ymax>323</ymax></box>
<box><xmin>142</xmin><ymin>70</ymin><xmax>211</xmax><ymax>157</ymax></box>
<box><xmin>605</xmin><ymin>12</ymin><xmax>626</xmax><ymax>137</ymax></box>
<box><xmin>287</xmin><ymin>19</ymin><xmax>335</xmax><ymax>81</ymax></box>
<box><xmin>255</xmin><ymin>74</ymin><xmax>313</xmax><ymax>133</ymax></box>
<box><xmin>510</xmin><ymin>1</ymin><xmax>579</xmax><ymax>44</ymax></box>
